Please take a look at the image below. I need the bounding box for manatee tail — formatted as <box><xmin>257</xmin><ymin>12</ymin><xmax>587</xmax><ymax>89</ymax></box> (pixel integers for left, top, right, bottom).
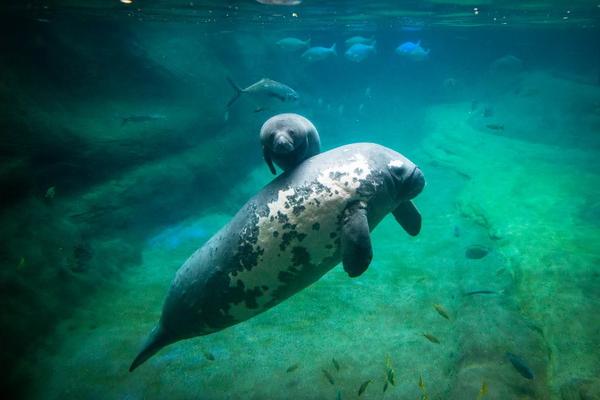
<box><xmin>226</xmin><ymin>77</ymin><xmax>244</xmax><ymax>108</ymax></box>
<box><xmin>129</xmin><ymin>325</ymin><xmax>173</xmax><ymax>372</ymax></box>
<box><xmin>330</xmin><ymin>43</ymin><xmax>337</xmax><ymax>56</ymax></box>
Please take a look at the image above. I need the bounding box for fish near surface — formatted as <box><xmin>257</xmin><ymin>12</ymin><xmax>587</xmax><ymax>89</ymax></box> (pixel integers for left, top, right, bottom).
<box><xmin>302</xmin><ymin>43</ymin><xmax>337</xmax><ymax>62</ymax></box>
<box><xmin>129</xmin><ymin>143</ymin><xmax>425</xmax><ymax>371</ymax></box>
<box><xmin>276</xmin><ymin>37</ymin><xmax>310</xmax><ymax>52</ymax></box>
<box><xmin>345</xmin><ymin>42</ymin><xmax>376</xmax><ymax>63</ymax></box>
<box><xmin>345</xmin><ymin>36</ymin><xmax>375</xmax><ymax>46</ymax></box>
<box><xmin>226</xmin><ymin>77</ymin><xmax>299</xmax><ymax>112</ymax></box>
<box><xmin>395</xmin><ymin>40</ymin><xmax>430</xmax><ymax>61</ymax></box>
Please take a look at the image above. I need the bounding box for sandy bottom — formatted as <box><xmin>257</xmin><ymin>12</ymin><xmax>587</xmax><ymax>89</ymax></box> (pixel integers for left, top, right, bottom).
<box><xmin>24</xmin><ymin>90</ymin><xmax>600</xmax><ymax>399</ymax></box>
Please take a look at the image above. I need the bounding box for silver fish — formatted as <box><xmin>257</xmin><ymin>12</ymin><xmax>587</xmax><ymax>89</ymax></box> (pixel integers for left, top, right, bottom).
<box><xmin>344</xmin><ymin>42</ymin><xmax>376</xmax><ymax>63</ymax></box>
<box><xmin>226</xmin><ymin>77</ymin><xmax>299</xmax><ymax>112</ymax></box>
<box><xmin>345</xmin><ymin>36</ymin><xmax>375</xmax><ymax>47</ymax></box>
<box><xmin>276</xmin><ymin>37</ymin><xmax>310</xmax><ymax>51</ymax></box>
<box><xmin>301</xmin><ymin>44</ymin><xmax>337</xmax><ymax>62</ymax></box>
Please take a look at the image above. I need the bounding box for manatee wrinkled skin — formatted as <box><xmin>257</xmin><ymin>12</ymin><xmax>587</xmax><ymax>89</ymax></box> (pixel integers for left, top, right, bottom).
<box><xmin>130</xmin><ymin>142</ymin><xmax>425</xmax><ymax>371</ymax></box>
<box><xmin>260</xmin><ymin>113</ymin><xmax>321</xmax><ymax>174</ymax></box>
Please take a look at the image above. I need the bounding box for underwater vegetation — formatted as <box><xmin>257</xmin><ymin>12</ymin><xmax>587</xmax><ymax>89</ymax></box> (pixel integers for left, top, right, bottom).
<box><xmin>0</xmin><ymin>0</ymin><xmax>599</xmax><ymax>399</ymax></box>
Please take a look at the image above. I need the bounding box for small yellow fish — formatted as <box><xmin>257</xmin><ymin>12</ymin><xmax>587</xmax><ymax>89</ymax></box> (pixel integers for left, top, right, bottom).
<box><xmin>203</xmin><ymin>350</ymin><xmax>215</xmax><ymax>361</ymax></box>
<box><xmin>358</xmin><ymin>379</ymin><xmax>371</xmax><ymax>396</ymax></box>
<box><xmin>17</xmin><ymin>257</ymin><xmax>26</xmax><ymax>270</ymax></box>
<box><xmin>387</xmin><ymin>368</ymin><xmax>395</xmax><ymax>385</ymax></box>
<box><xmin>476</xmin><ymin>381</ymin><xmax>489</xmax><ymax>399</ymax></box>
<box><xmin>322</xmin><ymin>369</ymin><xmax>335</xmax><ymax>385</ymax></box>
<box><xmin>418</xmin><ymin>375</ymin><xmax>429</xmax><ymax>400</ymax></box>
<box><xmin>423</xmin><ymin>333</ymin><xmax>440</xmax><ymax>344</ymax></box>
<box><xmin>433</xmin><ymin>304</ymin><xmax>450</xmax><ymax>320</ymax></box>
<box><xmin>286</xmin><ymin>363</ymin><xmax>299</xmax><ymax>373</ymax></box>
<box><xmin>332</xmin><ymin>358</ymin><xmax>340</xmax><ymax>372</ymax></box>
<box><xmin>384</xmin><ymin>355</ymin><xmax>395</xmax><ymax>385</ymax></box>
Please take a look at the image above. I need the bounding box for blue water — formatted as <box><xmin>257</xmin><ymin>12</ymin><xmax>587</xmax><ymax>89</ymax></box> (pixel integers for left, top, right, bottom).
<box><xmin>1</xmin><ymin>1</ymin><xmax>599</xmax><ymax>399</ymax></box>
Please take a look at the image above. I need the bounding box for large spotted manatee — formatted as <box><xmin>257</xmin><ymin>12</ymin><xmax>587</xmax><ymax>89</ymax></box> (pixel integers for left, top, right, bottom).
<box><xmin>130</xmin><ymin>142</ymin><xmax>425</xmax><ymax>371</ymax></box>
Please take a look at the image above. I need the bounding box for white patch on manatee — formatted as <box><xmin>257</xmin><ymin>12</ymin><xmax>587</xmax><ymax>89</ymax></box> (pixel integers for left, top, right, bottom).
<box><xmin>226</xmin><ymin>154</ymin><xmax>374</xmax><ymax>321</ymax></box>
<box><xmin>388</xmin><ymin>159</ymin><xmax>404</xmax><ymax>169</ymax></box>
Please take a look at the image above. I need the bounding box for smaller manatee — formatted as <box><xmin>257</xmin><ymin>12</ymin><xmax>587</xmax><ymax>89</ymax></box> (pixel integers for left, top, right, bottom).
<box><xmin>260</xmin><ymin>113</ymin><xmax>321</xmax><ymax>174</ymax></box>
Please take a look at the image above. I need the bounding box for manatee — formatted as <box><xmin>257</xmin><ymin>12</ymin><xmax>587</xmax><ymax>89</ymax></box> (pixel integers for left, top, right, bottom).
<box><xmin>260</xmin><ymin>113</ymin><xmax>321</xmax><ymax>175</ymax></box>
<box><xmin>129</xmin><ymin>143</ymin><xmax>425</xmax><ymax>371</ymax></box>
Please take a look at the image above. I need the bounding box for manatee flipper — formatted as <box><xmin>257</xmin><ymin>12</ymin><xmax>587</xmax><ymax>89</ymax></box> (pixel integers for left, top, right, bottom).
<box><xmin>262</xmin><ymin>145</ymin><xmax>277</xmax><ymax>175</ymax></box>
<box><xmin>341</xmin><ymin>201</ymin><xmax>373</xmax><ymax>278</ymax></box>
<box><xmin>392</xmin><ymin>201</ymin><xmax>421</xmax><ymax>236</ymax></box>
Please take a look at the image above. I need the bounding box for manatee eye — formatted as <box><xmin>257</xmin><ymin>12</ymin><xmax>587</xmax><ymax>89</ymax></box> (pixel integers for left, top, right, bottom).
<box><xmin>389</xmin><ymin>160</ymin><xmax>407</xmax><ymax>179</ymax></box>
<box><xmin>288</xmin><ymin>129</ymin><xmax>295</xmax><ymax>137</ymax></box>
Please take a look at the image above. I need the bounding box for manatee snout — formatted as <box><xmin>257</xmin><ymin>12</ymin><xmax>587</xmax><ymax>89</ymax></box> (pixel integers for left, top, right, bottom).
<box><xmin>406</xmin><ymin>166</ymin><xmax>425</xmax><ymax>199</ymax></box>
<box><xmin>272</xmin><ymin>131</ymin><xmax>294</xmax><ymax>154</ymax></box>
<box><xmin>389</xmin><ymin>160</ymin><xmax>425</xmax><ymax>201</ymax></box>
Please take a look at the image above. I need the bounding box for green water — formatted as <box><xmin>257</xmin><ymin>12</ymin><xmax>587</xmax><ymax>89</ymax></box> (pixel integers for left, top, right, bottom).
<box><xmin>1</xmin><ymin>1</ymin><xmax>599</xmax><ymax>399</ymax></box>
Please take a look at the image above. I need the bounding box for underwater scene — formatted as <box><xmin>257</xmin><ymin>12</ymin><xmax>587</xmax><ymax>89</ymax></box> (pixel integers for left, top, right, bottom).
<box><xmin>1</xmin><ymin>0</ymin><xmax>600</xmax><ymax>399</ymax></box>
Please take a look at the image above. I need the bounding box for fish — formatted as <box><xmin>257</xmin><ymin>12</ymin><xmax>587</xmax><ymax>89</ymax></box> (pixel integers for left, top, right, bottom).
<box><xmin>423</xmin><ymin>333</ymin><xmax>440</xmax><ymax>344</ymax></box>
<box><xmin>465</xmin><ymin>245</ymin><xmax>490</xmax><ymax>259</ymax></box>
<box><xmin>464</xmin><ymin>290</ymin><xmax>498</xmax><ymax>296</ymax></box>
<box><xmin>395</xmin><ymin>40</ymin><xmax>430</xmax><ymax>61</ymax></box>
<box><xmin>476</xmin><ymin>381</ymin><xmax>489</xmax><ymax>399</ymax></box>
<box><xmin>385</xmin><ymin>355</ymin><xmax>395</xmax><ymax>385</ymax></box>
<box><xmin>506</xmin><ymin>352</ymin><xmax>534</xmax><ymax>379</ymax></box>
<box><xmin>358</xmin><ymin>380</ymin><xmax>371</xmax><ymax>396</ymax></box>
<box><xmin>485</xmin><ymin>124</ymin><xmax>504</xmax><ymax>131</ymax></box>
<box><xmin>286</xmin><ymin>363</ymin><xmax>299</xmax><ymax>372</ymax></box>
<box><xmin>276</xmin><ymin>37</ymin><xmax>310</xmax><ymax>51</ymax></box>
<box><xmin>17</xmin><ymin>257</ymin><xmax>26</xmax><ymax>271</ymax></box>
<box><xmin>256</xmin><ymin>0</ymin><xmax>301</xmax><ymax>5</ymax></box>
<box><xmin>383</xmin><ymin>380</ymin><xmax>388</xmax><ymax>392</ymax></box>
<box><xmin>344</xmin><ymin>42</ymin><xmax>376</xmax><ymax>63</ymax></box>
<box><xmin>418</xmin><ymin>374</ymin><xmax>429</xmax><ymax>400</ymax></box>
<box><xmin>433</xmin><ymin>304</ymin><xmax>450</xmax><ymax>320</ymax></box>
<box><xmin>301</xmin><ymin>43</ymin><xmax>337</xmax><ymax>62</ymax></box>
<box><xmin>386</xmin><ymin>368</ymin><xmax>395</xmax><ymax>385</ymax></box>
<box><xmin>202</xmin><ymin>350</ymin><xmax>215</xmax><ymax>361</ymax></box>
<box><xmin>226</xmin><ymin>77</ymin><xmax>299</xmax><ymax>111</ymax></box>
<box><xmin>323</xmin><ymin>369</ymin><xmax>335</xmax><ymax>385</ymax></box>
<box><xmin>453</xmin><ymin>225</ymin><xmax>460</xmax><ymax>237</ymax></box>
<box><xmin>120</xmin><ymin>114</ymin><xmax>166</xmax><ymax>125</ymax></box>
<box><xmin>332</xmin><ymin>358</ymin><xmax>340</xmax><ymax>372</ymax></box>
<box><xmin>345</xmin><ymin>36</ymin><xmax>375</xmax><ymax>47</ymax></box>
